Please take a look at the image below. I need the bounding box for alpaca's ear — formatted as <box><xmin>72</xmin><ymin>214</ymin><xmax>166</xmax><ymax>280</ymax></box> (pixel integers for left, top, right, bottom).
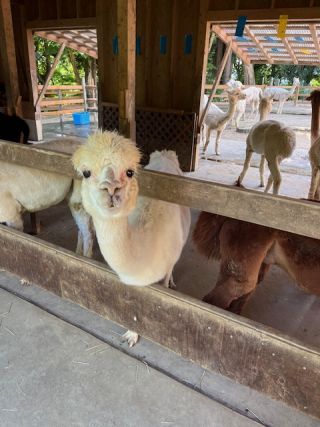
<box><xmin>72</xmin><ymin>146</ymin><xmax>88</xmax><ymax>175</ymax></box>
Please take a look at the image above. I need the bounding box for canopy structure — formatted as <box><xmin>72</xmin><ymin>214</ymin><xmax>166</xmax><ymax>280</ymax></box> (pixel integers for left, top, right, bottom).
<box><xmin>35</xmin><ymin>29</ymin><xmax>97</xmax><ymax>58</ymax></box>
<box><xmin>212</xmin><ymin>22</ymin><xmax>320</xmax><ymax>66</ymax></box>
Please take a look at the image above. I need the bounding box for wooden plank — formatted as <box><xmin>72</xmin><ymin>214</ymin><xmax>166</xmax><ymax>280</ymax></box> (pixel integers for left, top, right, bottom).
<box><xmin>40</xmin><ymin>98</ymin><xmax>85</xmax><ymax>107</ymax></box>
<box><xmin>199</xmin><ymin>42</ymin><xmax>232</xmax><ymax>130</ymax></box>
<box><xmin>281</xmin><ymin>37</ymin><xmax>298</xmax><ymax>65</ymax></box>
<box><xmin>117</xmin><ymin>0</ymin><xmax>136</xmax><ymax>139</ymax></box>
<box><xmin>0</xmin><ymin>140</ymin><xmax>320</xmax><ymax>239</ymax></box>
<box><xmin>38</xmin><ymin>85</ymin><xmax>83</xmax><ymax>90</ymax></box>
<box><xmin>0</xmin><ymin>0</ymin><xmax>21</xmax><ymax>115</ymax></box>
<box><xmin>35</xmin><ymin>42</ymin><xmax>66</xmax><ymax>108</ymax></box>
<box><xmin>212</xmin><ymin>25</ymin><xmax>251</xmax><ymax>65</ymax></box>
<box><xmin>207</xmin><ymin>8</ymin><xmax>320</xmax><ymax>22</ymax></box>
<box><xmin>0</xmin><ymin>225</ymin><xmax>319</xmax><ymax>418</ymax></box>
<box><xmin>41</xmin><ymin>108</ymin><xmax>83</xmax><ymax>116</ymax></box>
<box><xmin>26</xmin><ymin>17</ymin><xmax>96</xmax><ymax>29</ymax></box>
<box><xmin>309</xmin><ymin>24</ymin><xmax>320</xmax><ymax>61</ymax></box>
<box><xmin>245</xmin><ymin>25</ymin><xmax>274</xmax><ymax>64</ymax></box>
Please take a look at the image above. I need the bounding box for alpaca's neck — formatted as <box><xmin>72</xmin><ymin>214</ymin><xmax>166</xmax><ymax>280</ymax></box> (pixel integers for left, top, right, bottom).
<box><xmin>259</xmin><ymin>107</ymin><xmax>269</xmax><ymax>121</ymax></box>
<box><xmin>311</xmin><ymin>101</ymin><xmax>320</xmax><ymax>144</ymax></box>
<box><xmin>220</xmin><ymin>102</ymin><xmax>237</xmax><ymax>125</ymax></box>
<box><xmin>289</xmin><ymin>84</ymin><xmax>297</xmax><ymax>95</ymax></box>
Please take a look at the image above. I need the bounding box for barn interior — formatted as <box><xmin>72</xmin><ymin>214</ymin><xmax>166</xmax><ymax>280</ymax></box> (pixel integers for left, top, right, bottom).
<box><xmin>0</xmin><ymin>1</ymin><xmax>320</xmax><ymax>425</ymax></box>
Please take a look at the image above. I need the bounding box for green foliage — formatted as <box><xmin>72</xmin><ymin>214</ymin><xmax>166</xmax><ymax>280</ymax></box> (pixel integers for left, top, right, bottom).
<box><xmin>34</xmin><ymin>36</ymin><xmax>91</xmax><ymax>85</ymax></box>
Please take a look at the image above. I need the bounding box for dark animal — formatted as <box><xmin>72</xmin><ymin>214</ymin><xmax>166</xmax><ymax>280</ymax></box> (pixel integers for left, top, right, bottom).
<box><xmin>193</xmin><ymin>212</ymin><xmax>320</xmax><ymax>314</ymax></box>
<box><xmin>0</xmin><ymin>112</ymin><xmax>30</xmax><ymax>144</ymax></box>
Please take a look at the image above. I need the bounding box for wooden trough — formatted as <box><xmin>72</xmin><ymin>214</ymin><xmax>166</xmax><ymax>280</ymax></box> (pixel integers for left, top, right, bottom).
<box><xmin>0</xmin><ymin>140</ymin><xmax>320</xmax><ymax>419</ymax></box>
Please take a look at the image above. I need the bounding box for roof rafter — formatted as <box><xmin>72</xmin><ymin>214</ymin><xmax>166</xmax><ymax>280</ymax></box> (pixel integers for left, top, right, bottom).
<box><xmin>212</xmin><ymin>25</ymin><xmax>251</xmax><ymax>65</ymax></box>
<box><xmin>245</xmin><ymin>25</ymin><xmax>274</xmax><ymax>64</ymax></box>
<box><xmin>309</xmin><ymin>24</ymin><xmax>320</xmax><ymax>61</ymax></box>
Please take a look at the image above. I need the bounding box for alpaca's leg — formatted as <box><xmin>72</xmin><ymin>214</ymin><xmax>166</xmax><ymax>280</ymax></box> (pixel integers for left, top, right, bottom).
<box><xmin>236</xmin><ymin>147</ymin><xmax>253</xmax><ymax>186</ymax></box>
<box><xmin>0</xmin><ymin>192</ymin><xmax>23</xmax><ymax>231</ymax></box>
<box><xmin>203</xmin><ymin>221</ymin><xmax>274</xmax><ymax>313</ymax></box>
<box><xmin>215</xmin><ymin>129</ymin><xmax>222</xmax><ymax>155</ymax></box>
<box><xmin>265</xmin><ymin>174</ymin><xmax>273</xmax><ymax>193</ymax></box>
<box><xmin>163</xmin><ymin>265</ymin><xmax>176</xmax><ymax>289</ymax></box>
<box><xmin>68</xmin><ymin>181</ymin><xmax>94</xmax><ymax>258</ymax></box>
<box><xmin>259</xmin><ymin>155</ymin><xmax>265</xmax><ymax>187</ymax></box>
<box><xmin>203</xmin><ymin>126</ymin><xmax>211</xmax><ymax>157</ymax></box>
<box><xmin>268</xmin><ymin>158</ymin><xmax>282</xmax><ymax>195</ymax></box>
<box><xmin>308</xmin><ymin>168</ymin><xmax>320</xmax><ymax>200</ymax></box>
<box><xmin>122</xmin><ymin>330</ymin><xmax>139</xmax><ymax>347</ymax></box>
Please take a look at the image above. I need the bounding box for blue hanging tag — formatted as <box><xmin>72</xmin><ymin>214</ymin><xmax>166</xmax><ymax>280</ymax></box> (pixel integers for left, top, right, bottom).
<box><xmin>160</xmin><ymin>35</ymin><xmax>167</xmax><ymax>55</ymax></box>
<box><xmin>184</xmin><ymin>34</ymin><xmax>192</xmax><ymax>54</ymax></box>
<box><xmin>235</xmin><ymin>16</ymin><xmax>247</xmax><ymax>37</ymax></box>
<box><xmin>136</xmin><ymin>36</ymin><xmax>142</xmax><ymax>55</ymax></box>
<box><xmin>112</xmin><ymin>36</ymin><xmax>119</xmax><ymax>55</ymax></box>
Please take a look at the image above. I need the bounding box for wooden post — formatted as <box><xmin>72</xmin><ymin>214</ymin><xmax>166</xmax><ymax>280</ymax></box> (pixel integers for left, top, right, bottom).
<box><xmin>81</xmin><ymin>76</ymin><xmax>87</xmax><ymax>112</ymax></box>
<box><xmin>199</xmin><ymin>42</ymin><xmax>232</xmax><ymax>130</ymax></box>
<box><xmin>0</xmin><ymin>0</ymin><xmax>21</xmax><ymax>115</ymax></box>
<box><xmin>295</xmin><ymin>84</ymin><xmax>300</xmax><ymax>106</ymax></box>
<box><xmin>117</xmin><ymin>0</ymin><xmax>136</xmax><ymax>140</ymax></box>
<box><xmin>35</xmin><ymin>42</ymin><xmax>66</xmax><ymax>108</ymax></box>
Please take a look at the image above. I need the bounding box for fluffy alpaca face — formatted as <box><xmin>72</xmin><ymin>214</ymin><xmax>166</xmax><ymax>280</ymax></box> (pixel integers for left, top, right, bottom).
<box><xmin>227</xmin><ymin>89</ymin><xmax>246</xmax><ymax>104</ymax></box>
<box><xmin>72</xmin><ymin>131</ymin><xmax>141</xmax><ymax>219</ymax></box>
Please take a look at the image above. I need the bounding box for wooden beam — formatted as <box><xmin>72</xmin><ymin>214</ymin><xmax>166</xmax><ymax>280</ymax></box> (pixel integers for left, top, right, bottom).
<box><xmin>0</xmin><ymin>0</ymin><xmax>21</xmax><ymax>115</ymax></box>
<box><xmin>309</xmin><ymin>24</ymin><xmax>320</xmax><ymax>61</ymax></box>
<box><xmin>198</xmin><ymin>42</ymin><xmax>232</xmax><ymax>130</ymax></box>
<box><xmin>26</xmin><ymin>17</ymin><xmax>96</xmax><ymax>30</ymax></box>
<box><xmin>212</xmin><ymin>25</ymin><xmax>251</xmax><ymax>65</ymax></box>
<box><xmin>0</xmin><ymin>225</ymin><xmax>319</xmax><ymax>419</ymax></box>
<box><xmin>35</xmin><ymin>42</ymin><xmax>66</xmax><ymax>108</ymax></box>
<box><xmin>245</xmin><ymin>25</ymin><xmax>274</xmax><ymax>64</ymax></box>
<box><xmin>207</xmin><ymin>8</ymin><xmax>320</xmax><ymax>22</ymax></box>
<box><xmin>117</xmin><ymin>0</ymin><xmax>136</xmax><ymax>140</ymax></box>
<box><xmin>1</xmin><ymin>141</ymin><xmax>320</xmax><ymax>240</ymax></box>
<box><xmin>282</xmin><ymin>38</ymin><xmax>298</xmax><ymax>64</ymax></box>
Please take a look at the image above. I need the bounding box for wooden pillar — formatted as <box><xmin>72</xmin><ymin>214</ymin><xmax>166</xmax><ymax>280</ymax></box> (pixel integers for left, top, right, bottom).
<box><xmin>117</xmin><ymin>0</ymin><xmax>136</xmax><ymax>140</ymax></box>
<box><xmin>0</xmin><ymin>0</ymin><xmax>20</xmax><ymax>115</ymax></box>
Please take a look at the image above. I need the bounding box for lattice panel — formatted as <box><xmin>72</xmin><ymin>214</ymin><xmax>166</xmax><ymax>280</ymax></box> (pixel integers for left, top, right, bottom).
<box><xmin>102</xmin><ymin>105</ymin><xmax>119</xmax><ymax>132</ymax></box>
<box><xmin>102</xmin><ymin>106</ymin><xmax>196</xmax><ymax>172</ymax></box>
<box><xmin>136</xmin><ymin>110</ymin><xmax>196</xmax><ymax>172</ymax></box>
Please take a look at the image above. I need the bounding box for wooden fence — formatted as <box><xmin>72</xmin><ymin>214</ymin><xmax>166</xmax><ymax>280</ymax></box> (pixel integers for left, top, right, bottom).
<box><xmin>204</xmin><ymin>84</ymin><xmax>316</xmax><ymax>105</ymax></box>
<box><xmin>38</xmin><ymin>81</ymin><xmax>98</xmax><ymax>121</ymax></box>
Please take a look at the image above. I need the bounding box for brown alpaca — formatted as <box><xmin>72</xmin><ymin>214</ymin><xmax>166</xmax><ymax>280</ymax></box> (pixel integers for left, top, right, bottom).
<box><xmin>193</xmin><ymin>212</ymin><xmax>320</xmax><ymax>313</ymax></box>
<box><xmin>307</xmin><ymin>90</ymin><xmax>320</xmax><ymax>200</ymax></box>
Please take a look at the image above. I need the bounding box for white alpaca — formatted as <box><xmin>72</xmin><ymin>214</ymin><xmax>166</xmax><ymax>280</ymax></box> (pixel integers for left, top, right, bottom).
<box><xmin>0</xmin><ymin>139</ymin><xmax>94</xmax><ymax>257</ymax></box>
<box><xmin>306</xmin><ymin>90</ymin><xmax>320</xmax><ymax>200</ymax></box>
<box><xmin>226</xmin><ymin>79</ymin><xmax>243</xmax><ymax>90</ymax></box>
<box><xmin>203</xmin><ymin>89</ymin><xmax>246</xmax><ymax>156</ymax></box>
<box><xmin>263</xmin><ymin>77</ymin><xmax>300</xmax><ymax>114</ymax></box>
<box><xmin>308</xmin><ymin>140</ymin><xmax>320</xmax><ymax>199</ymax></box>
<box><xmin>236</xmin><ymin>120</ymin><xmax>296</xmax><ymax>194</ymax></box>
<box><xmin>232</xmin><ymin>87</ymin><xmax>262</xmax><ymax>128</ymax></box>
<box><xmin>72</xmin><ymin>131</ymin><xmax>191</xmax><ymax>346</ymax></box>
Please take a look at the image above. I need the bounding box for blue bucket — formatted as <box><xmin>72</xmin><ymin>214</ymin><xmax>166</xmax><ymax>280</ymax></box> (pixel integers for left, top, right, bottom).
<box><xmin>72</xmin><ymin>111</ymin><xmax>90</xmax><ymax>125</ymax></box>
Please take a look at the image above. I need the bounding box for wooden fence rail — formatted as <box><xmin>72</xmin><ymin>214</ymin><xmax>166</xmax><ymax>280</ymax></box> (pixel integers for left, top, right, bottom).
<box><xmin>204</xmin><ymin>84</ymin><xmax>315</xmax><ymax>105</ymax></box>
<box><xmin>38</xmin><ymin>83</ymin><xmax>98</xmax><ymax>119</ymax></box>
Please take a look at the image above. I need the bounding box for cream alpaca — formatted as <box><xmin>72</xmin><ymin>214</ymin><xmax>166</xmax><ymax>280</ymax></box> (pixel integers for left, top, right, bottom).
<box><xmin>0</xmin><ymin>139</ymin><xmax>94</xmax><ymax>257</ymax></box>
<box><xmin>237</xmin><ymin>119</ymin><xmax>296</xmax><ymax>194</ymax></box>
<box><xmin>263</xmin><ymin>77</ymin><xmax>300</xmax><ymax>114</ymax></box>
<box><xmin>307</xmin><ymin>90</ymin><xmax>320</xmax><ymax>200</ymax></box>
<box><xmin>203</xmin><ymin>89</ymin><xmax>246</xmax><ymax>156</ymax></box>
<box><xmin>72</xmin><ymin>131</ymin><xmax>191</xmax><ymax>346</ymax></box>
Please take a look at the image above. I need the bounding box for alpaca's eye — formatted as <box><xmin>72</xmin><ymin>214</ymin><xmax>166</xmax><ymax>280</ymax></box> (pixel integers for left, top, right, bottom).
<box><xmin>126</xmin><ymin>169</ymin><xmax>134</xmax><ymax>178</ymax></box>
<box><xmin>83</xmin><ymin>170</ymin><xmax>91</xmax><ymax>179</ymax></box>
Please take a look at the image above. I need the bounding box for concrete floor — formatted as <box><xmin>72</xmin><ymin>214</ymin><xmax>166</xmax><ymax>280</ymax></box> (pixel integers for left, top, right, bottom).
<box><xmin>1</xmin><ymin>273</ymin><xmax>319</xmax><ymax>427</ymax></box>
<box><xmin>1</xmin><ymin>286</ymin><xmax>261</xmax><ymax>427</ymax></box>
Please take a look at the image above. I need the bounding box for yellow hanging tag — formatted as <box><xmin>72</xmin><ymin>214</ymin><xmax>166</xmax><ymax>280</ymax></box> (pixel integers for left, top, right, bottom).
<box><xmin>301</xmin><ymin>49</ymin><xmax>311</xmax><ymax>55</ymax></box>
<box><xmin>277</xmin><ymin>15</ymin><xmax>288</xmax><ymax>39</ymax></box>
